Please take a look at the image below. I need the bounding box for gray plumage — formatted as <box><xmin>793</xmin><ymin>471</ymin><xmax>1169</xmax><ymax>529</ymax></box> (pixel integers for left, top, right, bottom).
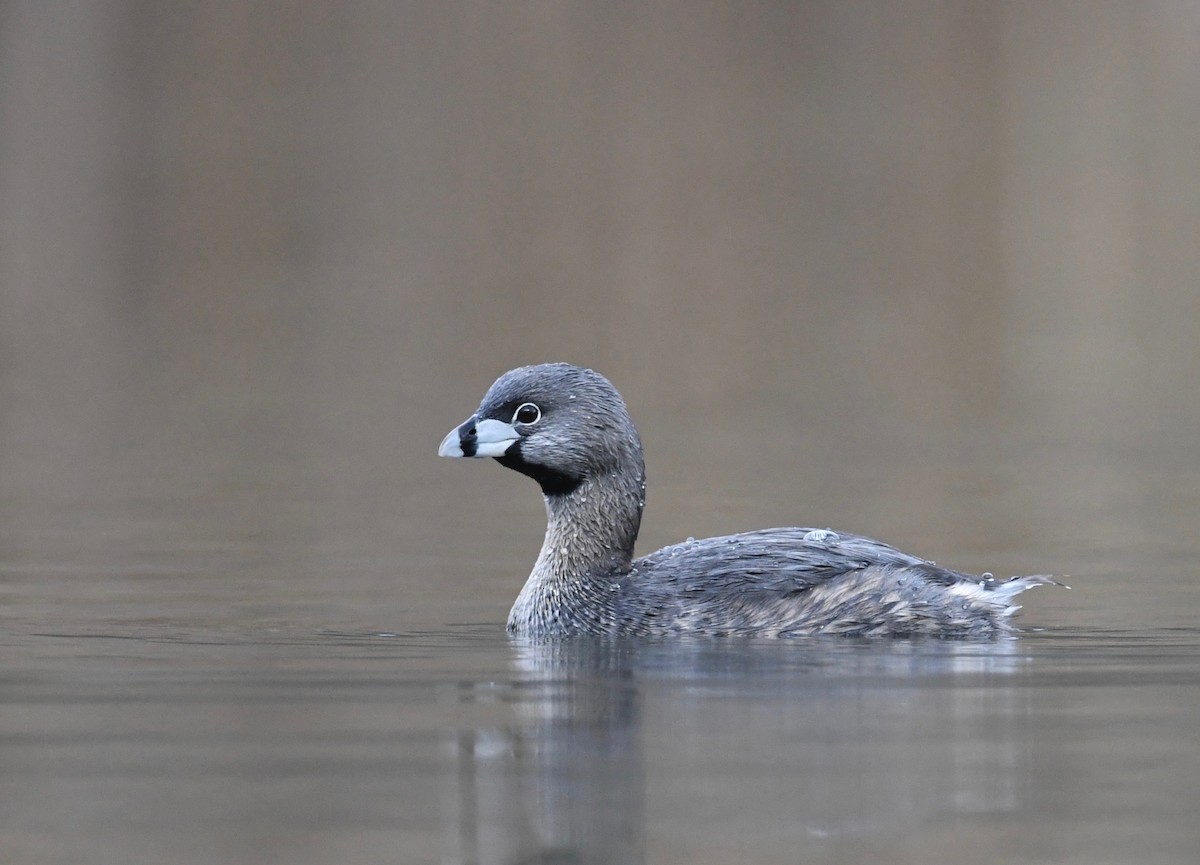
<box><xmin>439</xmin><ymin>363</ymin><xmax>1056</xmax><ymax>638</ymax></box>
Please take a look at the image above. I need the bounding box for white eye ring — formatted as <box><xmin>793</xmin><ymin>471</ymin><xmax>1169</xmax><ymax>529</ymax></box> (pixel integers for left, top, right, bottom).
<box><xmin>512</xmin><ymin>402</ymin><xmax>541</xmax><ymax>425</ymax></box>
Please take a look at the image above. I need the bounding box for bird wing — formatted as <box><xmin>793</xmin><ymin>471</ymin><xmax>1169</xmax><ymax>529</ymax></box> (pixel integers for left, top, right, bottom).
<box><xmin>632</xmin><ymin>527</ymin><xmax>943</xmax><ymax>594</ymax></box>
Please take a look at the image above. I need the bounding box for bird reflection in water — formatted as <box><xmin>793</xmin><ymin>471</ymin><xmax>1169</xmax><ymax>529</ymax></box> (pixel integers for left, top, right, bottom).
<box><xmin>441</xmin><ymin>637</ymin><xmax>1034</xmax><ymax>864</ymax></box>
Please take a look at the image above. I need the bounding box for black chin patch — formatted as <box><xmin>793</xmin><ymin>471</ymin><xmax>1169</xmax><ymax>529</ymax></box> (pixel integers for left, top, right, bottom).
<box><xmin>495</xmin><ymin>443</ymin><xmax>583</xmax><ymax>497</ymax></box>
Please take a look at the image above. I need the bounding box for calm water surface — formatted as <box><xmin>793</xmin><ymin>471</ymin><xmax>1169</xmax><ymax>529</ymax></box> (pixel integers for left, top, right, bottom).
<box><xmin>1</xmin><ymin>382</ymin><xmax>1197</xmax><ymax>865</ymax></box>
<box><xmin>3</xmin><ymin>618</ymin><xmax>1198</xmax><ymax>864</ymax></box>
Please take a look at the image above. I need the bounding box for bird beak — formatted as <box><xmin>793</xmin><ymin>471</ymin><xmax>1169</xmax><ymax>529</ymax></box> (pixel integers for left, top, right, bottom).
<box><xmin>438</xmin><ymin>415</ymin><xmax>520</xmax><ymax>458</ymax></box>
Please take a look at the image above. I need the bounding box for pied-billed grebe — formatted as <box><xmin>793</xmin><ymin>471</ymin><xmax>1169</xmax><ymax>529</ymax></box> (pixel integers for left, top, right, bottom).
<box><xmin>439</xmin><ymin>363</ymin><xmax>1055</xmax><ymax>637</ymax></box>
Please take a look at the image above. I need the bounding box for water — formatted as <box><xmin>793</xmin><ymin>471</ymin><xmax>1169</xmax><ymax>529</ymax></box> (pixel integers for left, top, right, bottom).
<box><xmin>4</xmin><ymin>624</ymin><xmax>1198</xmax><ymax>864</ymax></box>
<box><xmin>3</xmin><ymin>3</ymin><xmax>1200</xmax><ymax>863</ymax></box>
<box><xmin>0</xmin><ymin>439</ymin><xmax>1196</xmax><ymax>865</ymax></box>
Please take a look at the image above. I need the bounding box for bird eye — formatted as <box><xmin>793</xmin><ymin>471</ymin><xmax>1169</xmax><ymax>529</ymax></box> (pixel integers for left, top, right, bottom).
<box><xmin>513</xmin><ymin>403</ymin><xmax>541</xmax><ymax>425</ymax></box>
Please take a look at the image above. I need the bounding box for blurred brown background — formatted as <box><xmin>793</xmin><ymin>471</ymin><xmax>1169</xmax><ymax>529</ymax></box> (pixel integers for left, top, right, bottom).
<box><xmin>1</xmin><ymin>1</ymin><xmax>1197</xmax><ymax>632</ymax></box>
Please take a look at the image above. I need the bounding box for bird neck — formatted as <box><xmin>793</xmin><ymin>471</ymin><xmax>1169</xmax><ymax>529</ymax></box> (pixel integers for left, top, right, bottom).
<box><xmin>508</xmin><ymin>464</ymin><xmax>645</xmax><ymax>632</ymax></box>
<box><xmin>540</xmin><ymin>468</ymin><xmax>645</xmax><ymax>575</ymax></box>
